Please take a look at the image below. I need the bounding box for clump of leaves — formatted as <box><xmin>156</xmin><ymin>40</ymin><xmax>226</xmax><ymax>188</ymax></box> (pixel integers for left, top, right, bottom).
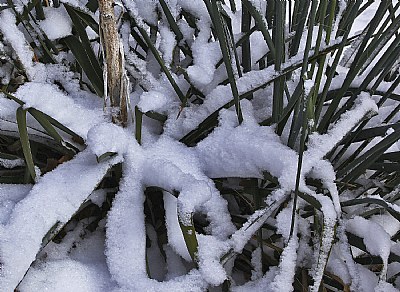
<box><xmin>0</xmin><ymin>0</ymin><xmax>400</xmax><ymax>291</ymax></box>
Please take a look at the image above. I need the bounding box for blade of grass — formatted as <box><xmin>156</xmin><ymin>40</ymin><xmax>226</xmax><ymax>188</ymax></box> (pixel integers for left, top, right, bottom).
<box><xmin>318</xmin><ymin>1</ymin><xmax>399</xmax><ymax>131</ymax></box>
<box><xmin>178</xmin><ymin>213</ymin><xmax>199</xmax><ymax>263</ymax></box>
<box><xmin>338</xmin><ymin>129</ymin><xmax>400</xmax><ymax>184</ymax></box>
<box><xmin>64</xmin><ymin>4</ymin><xmax>103</xmax><ymax>87</ymax></box>
<box><xmin>159</xmin><ymin>0</ymin><xmax>191</xmax><ymax>57</ymax></box>
<box><xmin>289</xmin><ymin>0</ymin><xmax>320</xmax><ymax>237</ymax></box>
<box><xmin>130</xmin><ymin>19</ymin><xmax>186</xmax><ymax>105</ymax></box>
<box><xmin>272</xmin><ymin>0</ymin><xmax>285</xmax><ymax>122</ymax></box>
<box><xmin>316</xmin><ymin>0</ymin><xmax>363</xmax><ymax>131</ymax></box>
<box><xmin>16</xmin><ymin>107</ymin><xmax>36</xmax><ymax>182</ymax></box>
<box><xmin>208</xmin><ymin>0</ymin><xmax>243</xmax><ymax>123</ymax></box>
<box><xmin>289</xmin><ymin>0</ymin><xmax>311</xmax><ymax>58</ymax></box>
<box><xmin>28</xmin><ymin>108</ymin><xmax>63</xmax><ymax>144</ymax></box>
<box><xmin>62</xmin><ymin>35</ymin><xmax>104</xmax><ymax>97</ymax></box>
<box><xmin>67</xmin><ymin>5</ymin><xmax>100</xmax><ymax>34</ymax></box>
<box><xmin>342</xmin><ymin>197</ymin><xmax>400</xmax><ymax>222</ymax></box>
<box><xmin>135</xmin><ymin>106</ymin><xmax>142</xmax><ymax>144</ymax></box>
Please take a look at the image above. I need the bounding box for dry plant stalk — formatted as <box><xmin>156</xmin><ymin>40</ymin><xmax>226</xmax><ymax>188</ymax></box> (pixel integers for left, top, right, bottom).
<box><xmin>98</xmin><ymin>0</ymin><xmax>128</xmax><ymax>126</ymax></box>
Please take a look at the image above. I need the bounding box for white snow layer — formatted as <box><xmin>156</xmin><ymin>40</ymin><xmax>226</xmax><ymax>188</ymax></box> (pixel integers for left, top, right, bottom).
<box><xmin>0</xmin><ymin>91</ymin><xmax>379</xmax><ymax>290</ymax></box>
<box><xmin>16</xmin><ymin>82</ymin><xmax>106</xmax><ymax>139</ymax></box>
<box><xmin>0</xmin><ymin>151</ymin><xmax>123</xmax><ymax>290</ymax></box>
<box><xmin>0</xmin><ymin>10</ymin><xmax>37</xmax><ymax>78</ymax></box>
<box><xmin>39</xmin><ymin>7</ymin><xmax>72</xmax><ymax>40</ymax></box>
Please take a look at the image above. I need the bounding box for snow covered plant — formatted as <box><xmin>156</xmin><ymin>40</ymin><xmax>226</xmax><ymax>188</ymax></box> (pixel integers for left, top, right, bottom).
<box><xmin>1</xmin><ymin>0</ymin><xmax>400</xmax><ymax>291</ymax></box>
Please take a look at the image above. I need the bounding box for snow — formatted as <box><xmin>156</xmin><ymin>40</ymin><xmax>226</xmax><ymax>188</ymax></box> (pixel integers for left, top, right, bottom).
<box><xmin>16</xmin><ymin>83</ymin><xmax>106</xmax><ymax>139</ymax></box>
<box><xmin>269</xmin><ymin>233</ymin><xmax>299</xmax><ymax>292</ymax></box>
<box><xmin>18</xmin><ymin>259</ymin><xmax>113</xmax><ymax>292</ymax></box>
<box><xmin>347</xmin><ymin>216</ymin><xmax>391</xmax><ymax>280</ymax></box>
<box><xmin>39</xmin><ymin>7</ymin><xmax>72</xmax><ymax>40</ymax></box>
<box><xmin>138</xmin><ymin>90</ymin><xmax>170</xmax><ymax>113</ymax></box>
<box><xmin>186</xmin><ymin>34</ymin><xmax>221</xmax><ymax>87</ymax></box>
<box><xmin>0</xmin><ymin>151</ymin><xmax>123</xmax><ymax>290</ymax></box>
<box><xmin>0</xmin><ymin>184</ymin><xmax>31</xmax><ymax>225</ymax></box>
<box><xmin>0</xmin><ymin>10</ymin><xmax>37</xmax><ymax>79</ymax></box>
<box><xmin>197</xmin><ymin>234</ymin><xmax>230</xmax><ymax>286</ymax></box>
<box><xmin>87</xmin><ymin>123</ymin><xmax>130</xmax><ymax>156</ymax></box>
<box><xmin>0</xmin><ymin>157</ymin><xmax>24</xmax><ymax>169</ymax></box>
<box><xmin>250</xmin><ymin>247</ymin><xmax>263</xmax><ymax>281</ymax></box>
<box><xmin>163</xmin><ymin>192</ymin><xmax>192</xmax><ymax>261</ymax></box>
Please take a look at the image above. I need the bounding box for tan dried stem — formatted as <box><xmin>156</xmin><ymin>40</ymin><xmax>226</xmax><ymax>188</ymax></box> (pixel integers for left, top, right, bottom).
<box><xmin>98</xmin><ymin>0</ymin><xmax>128</xmax><ymax>126</ymax></box>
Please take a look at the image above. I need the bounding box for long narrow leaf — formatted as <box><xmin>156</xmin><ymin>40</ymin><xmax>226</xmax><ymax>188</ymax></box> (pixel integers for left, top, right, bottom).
<box><xmin>178</xmin><ymin>213</ymin><xmax>199</xmax><ymax>263</ymax></box>
<box><xmin>16</xmin><ymin>107</ymin><xmax>36</xmax><ymax>182</ymax></box>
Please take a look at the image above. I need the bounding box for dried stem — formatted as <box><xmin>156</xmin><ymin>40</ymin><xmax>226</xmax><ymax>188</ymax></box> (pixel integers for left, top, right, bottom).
<box><xmin>98</xmin><ymin>0</ymin><xmax>128</xmax><ymax>126</ymax></box>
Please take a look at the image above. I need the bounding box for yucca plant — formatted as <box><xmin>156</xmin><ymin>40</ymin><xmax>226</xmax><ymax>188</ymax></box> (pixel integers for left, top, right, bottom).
<box><xmin>0</xmin><ymin>0</ymin><xmax>400</xmax><ymax>291</ymax></box>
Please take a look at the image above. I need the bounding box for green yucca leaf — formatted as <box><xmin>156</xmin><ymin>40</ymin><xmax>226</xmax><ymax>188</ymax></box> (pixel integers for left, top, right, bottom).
<box><xmin>298</xmin><ymin>192</ymin><xmax>322</xmax><ymax>210</ymax></box>
<box><xmin>286</xmin><ymin>81</ymin><xmax>304</xmax><ymax>148</ymax></box>
<box><xmin>62</xmin><ymin>35</ymin><xmax>104</xmax><ymax>97</ymax></box>
<box><xmin>369</xmin><ymin>163</ymin><xmax>400</xmax><ymax>172</ymax></box>
<box><xmin>242</xmin><ymin>0</ymin><xmax>276</xmax><ymax>59</ymax></box>
<box><xmin>341</xmin><ymin>123</ymin><xmax>400</xmax><ymax>144</ymax></box>
<box><xmin>128</xmin><ymin>25</ymin><xmax>149</xmax><ymax>54</ymax></box>
<box><xmin>343</xmin><ymin>197</ymin><xmax>400</xmax><ymax>222</ymax></box>
<box><xmin>0</xmin><ymin>152</ymin><xmax>22</xmax><ymax>161</ymax></box>
<box><xmin>316</xmin><ymin>0</ymin><xmax>363</xmax><ymax>131</ymax></box>
<box><xmin>28</xmin><ymin>108</ymin><xmax>63</xmax><ymax>145</ymax></box>
<box><xmin>96</xmin><ymin>151</ymin><xmax>117</xmax><ymax>163</ymax></box>
<box><xmin>159</xmin><ymin>0</ymin><xmax>183</xmax><ymax>41</ymax></box>
<box><xmin>338</xmin><ymin>129</ymin><xmax>400</xmax><ymax>184</ymax></box>
<box><xmin>208</xmin><ymin>0</ymin><xmax>243</xmax><ymax>123</ymax></box>
<box><xmin>144</xmin><ymin>111</ymin><xmax>167</xmax><ymax>123</ymax></box>
<box><xmin>377</xmin><ymin>152</ymin><xmax>400</xmax><ymax>163</ymax></box>
<box><xmin>289</xmin><ymin>0</ymin><xmax>310</xmax><ymax>57</ymax></box>
<box><xmin>272</xmin><ymin>0</ymin><xmax>285</xmax><ymax>123</ymax></box>
<box><xmin>2</xmin><ymin>91</ymin><xmax>84</xmax><ymax>145</ymax></box>
<box><xmin>67</xmin><ymin>5</ymin><xmax>99</xmax><ymax>34</ymax></box>
<box><xmin>22</xmin><ymin>0</ymin><xmax>41</xmax><ymax>21</ymax></box>
<box><xmin>64</xmin><ymin>4</ymin><xmax>103</xmax><ymax>91</ymax></box>
<box><xmin>370</xmin><ymin>46</ymin><xmax>400</xmax><ymax>94</ymax></box>
<box><xmin>131</xmin><ymin>19</ymin><xmax>186</xmax><ymax>105</ymax></box>
<box><xmin>289</xmin><ymin>0</ymin><xmax>319</xmax><ymax>235</ymax></box>
<box><xmin>34</xmin><ymin>0</ymin><xmax>44</xmax><ymax>21</ymax></box>
<box><xmin>41</xmin><ymin>221</ymin><xmax>62</xmax><ymax>247</ymax></box>
<box><xmin>241</xmin><ymin>5</ymin><xmax>251</xmax><ymax>74</ymax></box>
<box><xmin>7</xmin><ymin>0</ymin><xmax>56</xmax><ymax>63</ymax></box>
<box><xmin>343</xmin><ymin>35</ymin><xmax>400</xmax><ymax>108</ymax></box>
<box><xmin>16</xmin><ymin>106</ymin><xmax>36</xmax><ymax>182</ymax></box>
<box><xmin>349</xmin><ymin>0</ymin><xmax>389</xmax><ymax>71</ymax></box>
<box><xmin>178</xmin><ymin>213</ymin><xmax>199</xmax><ymax>263</ymax></box>
<box><xmin>347</xmin><ymin>232</ymin><xmax>400</xmax><ymax>263</ymax></box>
<box><xmin>308</xmin><ymin>0</ymin><xmax>328</xmax><ymax>78</ymax></box>
<box><xmin>359</xmin><ymin>2</ymin><xmax>400</xmax><ymax>73</ymax></box>
<box><xmin>40</xmin><ymin>112</ymin><xmax>84</xmax><ymax>145</ymax></box>
<box><xmin>358</xmin><ymin>0</ymin><xmax>375</xmax><ymax>16</ymax></box>
<box><xmin>158</xmin><ymin>0</ymin><xmax>191</xmax><ymax>57</ymax></box>
<box><xmin>135</xmin><ymin>106</ymin><xmax>142</xmax><ymax>144</ymax></box>
<box><xmin>1</xmin><ymin>90</ymin><xmax>24</xmax><ymax>105</ymax></box>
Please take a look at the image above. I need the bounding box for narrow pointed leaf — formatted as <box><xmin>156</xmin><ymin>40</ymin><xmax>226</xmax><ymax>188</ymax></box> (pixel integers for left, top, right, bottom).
<box><xmin>16</xmin><ymin>107</ymin><xmax>36</xmax><ymax>182</ymax></box>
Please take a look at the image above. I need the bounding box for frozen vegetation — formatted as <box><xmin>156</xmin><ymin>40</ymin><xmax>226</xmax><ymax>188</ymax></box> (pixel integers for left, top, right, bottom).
<box><xmin>0</xmin><ymin>0</ymin><xmax>400</xmax><ymax>291</ymax></box>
